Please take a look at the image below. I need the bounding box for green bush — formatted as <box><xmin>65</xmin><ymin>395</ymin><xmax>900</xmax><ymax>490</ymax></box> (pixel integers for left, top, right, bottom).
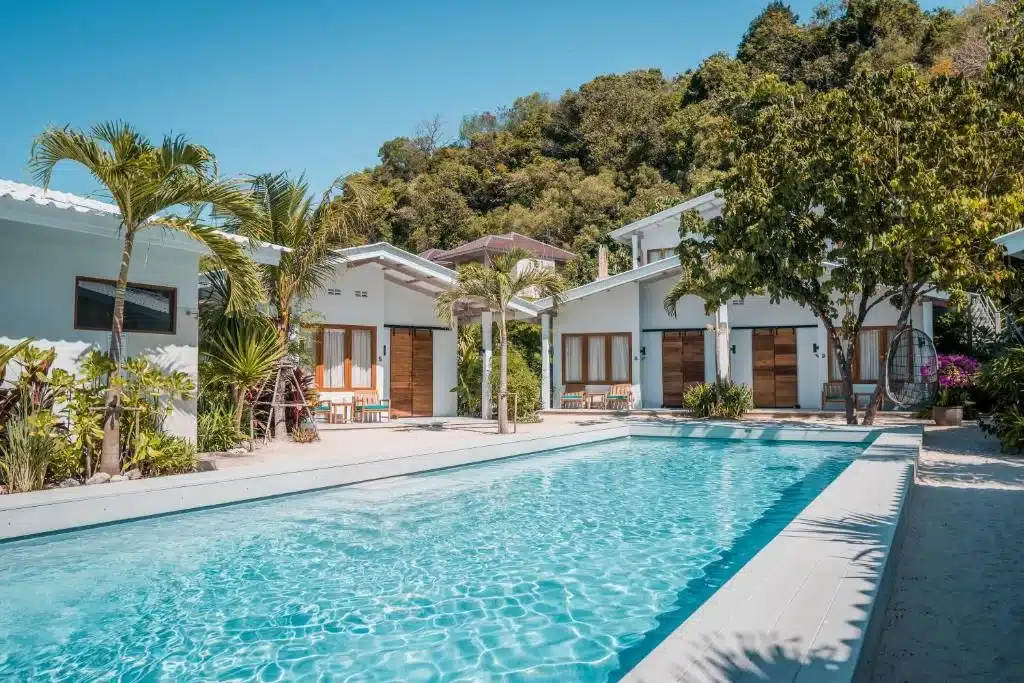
<box><xmin>978</xmin><ymin>346</ymin><xmax>1024</xmax><ymax>451</ymax></box>
<box><xmin>291</xmin><ymin>424</ymin><xmax>318</xmax><ymax>443</ymax></box>
<box><xmin>683</xmin><ymin>381</ymin><xmax>753</xmax><ymax>419</ymax></box>
<box><xmin>490</xmin><ymin>346</ymin><xmax>540</xmax><ymax>421</ymax></box>
<box><xmin>0</xmin><ymin>411</ymin><xmax>62</xmax><ymax>492</ymax></box>
<box><xmin>125</xmin><ymin>431</ymin><xmax>198</xmax><ymax>476</ymax></box>
<box><xmin>48</xmin><ymin>441</ymin><xmax>84</xmax><ymax>482</ymax></box>
<box><xmin>198</xmin><ymin>407</ymin><xmax>244</xmax><ymax>453</ymax></box>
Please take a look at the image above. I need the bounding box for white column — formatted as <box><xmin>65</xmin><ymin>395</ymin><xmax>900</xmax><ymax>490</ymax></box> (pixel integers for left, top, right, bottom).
<box><xmin>922</xmin><ymin>301</ymin><xmax>934</xmax><ymax>340</ymax></box>
<box><xmin>481</xmin><ymin>311</ymin><xmax>493</xmax><ymax>419</ymax></box>
<box><xmin>816</xmin><ymin>320</ymin><xmax>829</xmax><ymax>408</ymax></box>
<box><xmin>540</xmin><ymin>313</ymin><xmax>552</xmax><ymax>410</ymax></box>
<box><xmin>716</xmin><ymin>304</ymin><xmax>730</xmax><ymax>382</ymax></box>
<box><xmin>631</xmin><ymin>234</ymin><xmax>641</xmax><ymax>269</ymax></box>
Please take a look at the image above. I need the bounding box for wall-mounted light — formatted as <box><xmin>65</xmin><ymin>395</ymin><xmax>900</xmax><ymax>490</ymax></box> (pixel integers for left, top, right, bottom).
<box><xmin>730</xmin><ymin>345</ymin><xmax>736</xmax><ymax>354</ymax></box>
<box><xmin>640</xmin><ymin>346</ymin><xmax>646</xmax><ymax>359</ymax></box>
<box><xmin>812</xmin><ymin>342</ymin><xmax>820</xmax><ymax>354</ymax></box>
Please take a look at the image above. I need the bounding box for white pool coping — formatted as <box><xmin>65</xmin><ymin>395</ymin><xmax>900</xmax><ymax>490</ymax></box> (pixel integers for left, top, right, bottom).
<box><xmin>0</xmin><ymin>421</ymin><xmax>918</xmax><ymax>683</ymax></box>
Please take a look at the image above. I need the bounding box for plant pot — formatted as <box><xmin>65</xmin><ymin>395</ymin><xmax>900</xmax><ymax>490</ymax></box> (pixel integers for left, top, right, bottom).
<box><xmin>933</xmin><ymin>406</ymin><xmax>963</xmax><ymax>426</ymax></box>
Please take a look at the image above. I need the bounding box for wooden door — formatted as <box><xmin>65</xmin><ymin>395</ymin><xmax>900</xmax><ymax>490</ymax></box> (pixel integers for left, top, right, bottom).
<box><xmin>391</xmin><ymin>328</ymin><xmax>414</xmax><ymax>417</ymax></box>
<box><xmin>662</xmin><ymin>331</ymin><xmax>704</xmax><ymax>407</ymax></box>
<box><xmin>412</xmin><ymin>329</ymin><xmax>433</xmax><ymax>417</ymax></box>
<box><xmin>752</xmin><ymin>328</ymin><xmax>798</xmax><ymax>408</ymax></box>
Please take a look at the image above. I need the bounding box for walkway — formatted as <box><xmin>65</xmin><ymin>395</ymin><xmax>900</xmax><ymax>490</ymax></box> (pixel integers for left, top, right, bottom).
<box><xmin>869</xmin><ymin>425</ymin><xmax>1024</xmax><ymax>683</ymax></box>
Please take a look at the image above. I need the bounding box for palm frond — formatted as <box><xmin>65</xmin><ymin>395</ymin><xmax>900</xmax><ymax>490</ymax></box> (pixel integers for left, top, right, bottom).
<box><xmin>29</xmin><ymin>126</ymin><xmax>111</xmax><ymax>190</ymax></box>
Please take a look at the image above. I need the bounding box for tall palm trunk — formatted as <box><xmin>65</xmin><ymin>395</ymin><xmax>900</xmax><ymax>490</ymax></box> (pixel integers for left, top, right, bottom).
<box><xmin>233</xmin><ymin>385</ymin><xmax>246</xmax><ymax>430</ymax></box>
<box><xmin>270</xmin><ymin>306</ymin><xmax>291</xmax><ymax>440</ymax></box>
<box><xmin>497</xmin><ymin>313</ymin><xmax>510</xmax><ymax>434</ymax></box>
<box><xmin>100</xmin><ymin>230</ymin><xmax>135</xmax><ymax>475</ymax></box>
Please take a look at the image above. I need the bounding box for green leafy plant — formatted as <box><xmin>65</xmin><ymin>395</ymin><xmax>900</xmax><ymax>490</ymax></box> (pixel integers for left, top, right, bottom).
<box><xmin>198</xmin><ymin>406</ymin><xmax>245</xmax><ymax>453</ymax></box>
<box><xmin>124</xmin><ymin>431</ymin><xmax>197</xmax><ymax>476</ymax></box>
<box><xmin>202</xmin><ymin>317</ymin><xmax>286</xmax><ymax>430</ymax></box>
<box><xmin>291</xmin><ymin>424</ymin><xmax>318</xmax><ymax>444</ymax></box>
<box><xmin>0</xmin><ymin>407</ymin><xmax>62</xmax><ymax>493</ymax></box>
<box><xmin>978</xmin><ymin>346</ymin><xmax>1024</xmax><ymax>451</ymax></box>
<box><xmin>683</xmin><ymin>381</ymin><xmax>753</xmax><ymax>419</ymax></box>
<box><xmin>488</xmin><ymin>346</ymin><xmax>540</xmax><ymax>422</ymax></box>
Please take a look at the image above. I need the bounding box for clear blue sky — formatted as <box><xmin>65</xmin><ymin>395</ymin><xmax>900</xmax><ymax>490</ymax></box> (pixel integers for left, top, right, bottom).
<box><xmin>0</xmin><ymin>0</ymin><xmax>968</xmax><ymax>198</ymax></box>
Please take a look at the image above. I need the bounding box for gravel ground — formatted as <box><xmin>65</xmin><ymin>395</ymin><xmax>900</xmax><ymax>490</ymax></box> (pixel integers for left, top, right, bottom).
<box><xmin>869</xmin><ymin>424</ymin><xmax>1024</xmax><ymax>683</ymax></box>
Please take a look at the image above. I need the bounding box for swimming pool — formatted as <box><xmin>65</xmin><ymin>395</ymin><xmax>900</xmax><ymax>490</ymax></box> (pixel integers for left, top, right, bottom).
<box><xmin>0</xmin><ymin>436</ymin><xmax>862</xmax><ymax>681</ymax></box>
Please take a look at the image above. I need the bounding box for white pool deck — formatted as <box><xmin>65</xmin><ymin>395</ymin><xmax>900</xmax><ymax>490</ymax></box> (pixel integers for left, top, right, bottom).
<box><xmin>0</xmin><ymin>415</ymin><xmax>921</xmax><ymax>683</ymax></box>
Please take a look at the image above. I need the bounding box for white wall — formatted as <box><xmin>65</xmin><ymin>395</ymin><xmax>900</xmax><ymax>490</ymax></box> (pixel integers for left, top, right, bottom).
<box><xmin>0</xmin><ymin>219</ymin><xmax>200</xmax><ymax>440</ymax></box>
<box><xmin>552</xmin><ymin>282</ymin><xmax>642</xmax><ymax>407</ymax></box>
<box><xmin>304</xmin><ymin>263</ymin><xmax>457</xmax><ymax>416</ymax></box>
<box><xmin>730</xmin><ymin>329</ymin><xmax>753</xmax><ymax>389</ymax></box>
<box><xmin>640</xmin><ymin>276</ymin><xmax>716</xmax><ymax>330</ymax></box>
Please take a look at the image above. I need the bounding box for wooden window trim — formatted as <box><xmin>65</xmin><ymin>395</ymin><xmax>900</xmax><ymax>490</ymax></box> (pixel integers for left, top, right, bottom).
<box><xmin>828</xmin><ymin>326</ymin><xmax>895</xmax><ymax>383</ymax></box>
<box><xmin>562</xmin><ymin>333</ymin><xmax>632</xmax><ymax>384</ymax></box>
<box><xmin>315</xmin><ymin>324</ymin><xmax>377</xmax><ymax>391</ymax></box>
<box><xmin>646</xmin><ymin>248</ymin><xmax>673</xmax><ymax>264</ymax></box>
<box><xmin>73</xmin><ymin>276</ymin><xmax>177</xmax><ymax>335</ymax></box>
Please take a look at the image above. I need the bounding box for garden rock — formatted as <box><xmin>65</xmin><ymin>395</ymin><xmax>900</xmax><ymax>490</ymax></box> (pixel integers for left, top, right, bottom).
<box><xmin>109</xmin><ymin>474</ymin><xmax>126</xmax><ymax>482</ymax></box>
<box><xmin>85</xmin><ymin>472</ymin><xmax>111</xmax><ymax>485</ymax></box>
<box><xmin>58</xmin><ymin>478</ymin><xmax>82</xmax><ymax>488</ymax></box>
<box><xmin>124</xmin><ymin>469</ymin><xmax>143</xmax><ymax>481</ymax></box>
<box><xmin>227</xmin><ymin>447</ymin><xmax>248</xmax><ymax>455</ymax></box>
<box><xmin>197</xmin><ymin>457</ymin><xmax>218</xmax><ymax>472</ymax></box>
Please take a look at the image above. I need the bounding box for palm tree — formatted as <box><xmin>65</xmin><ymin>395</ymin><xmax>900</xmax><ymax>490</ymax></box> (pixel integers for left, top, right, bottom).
<box><xmin>224</xmin><ymin>172</ymin><xmax>371</xmax><ymax>437</ymax></box>
<box><xmin>225</xmin><ymin>172</ymin><xmax>371</xmax><ymax>339</ymax></box>
<box><xmin>30</xmin><ymin>122</ymin><xmax>263</xmax><ymax>475</ymax></box>
<box><xmin>202</xmin><ymin>318</ymin><xmax>286</xmax><ymax>429</ymax></box>
<box><xmin>435</xmin><ymin>249</ymin><xmax>565</xmax><ymax>434</ymax></box>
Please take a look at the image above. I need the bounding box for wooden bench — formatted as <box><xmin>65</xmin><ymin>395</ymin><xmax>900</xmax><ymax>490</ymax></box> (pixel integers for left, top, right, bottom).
<box><xmin>354</xmin><ymin>391</ymin><xmax>391</xmax><ymax>422</ymax></box>
<box><xmin>821</xmin><ymin>381</ymin><xmax>874</xmax><ymax>409</ymax></box>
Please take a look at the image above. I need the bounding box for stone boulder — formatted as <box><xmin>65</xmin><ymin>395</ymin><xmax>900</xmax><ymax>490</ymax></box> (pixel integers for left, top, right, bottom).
<box><xmin>58</xmin><ymin>478</ymin><xmax>81</xmax><ymax>488</ymax></box>
<box><xmin>109</xmin><ymin>474</ymin><xmax>125</xmax><ymax>482</ymax></box>
<box><xmin>85</xmin><ymin>472</ymin><xmax>111</xmax><ymax>485</ymax></box>
<box><xmin>124</xmin><ymin>469</ymin><xmax>143</xmax><ymax>481</ymax></box>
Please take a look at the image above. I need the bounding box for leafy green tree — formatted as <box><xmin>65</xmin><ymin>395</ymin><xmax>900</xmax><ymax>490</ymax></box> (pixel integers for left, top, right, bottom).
<box><xmin>203</xmin><ymin>318</ymin><xmax>286</xmax><ymax>429</ymax></box>
<box><xmin>435</xmin><ymin>249</ymin><xmax>565</xmax><ymax>434</ymax></box>
<box><xmin>737</xmin><ymin>2</ymin><xmax>807</xmax><ymax>80</ymax></box>
<box><xmin>29</xmin><ymin>122</ymin><xmax>262</xmax><ymax>475</ymax></box>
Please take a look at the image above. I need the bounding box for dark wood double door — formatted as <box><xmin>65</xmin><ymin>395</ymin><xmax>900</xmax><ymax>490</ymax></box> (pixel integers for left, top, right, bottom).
<box><xmin>390</xmin><ymin>328</ymin><xmax>433</xmax><ymax>417</ymax></box>
<box><xmin>662</xmin><ymin>331</ymin><xmax>705</xmax><ymax>407</ymax></box>
<box><xmin>753</xmin><ymin>328</ymin><xmax>798</xmax><ymax>408</ymax></box>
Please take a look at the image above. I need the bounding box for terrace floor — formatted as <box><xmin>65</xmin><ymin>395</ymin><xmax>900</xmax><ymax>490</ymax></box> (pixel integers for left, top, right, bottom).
<box><xmin>868</xmin><ymin>424</ymin><xmax>1024</xmax><ymax>683</ymax></box>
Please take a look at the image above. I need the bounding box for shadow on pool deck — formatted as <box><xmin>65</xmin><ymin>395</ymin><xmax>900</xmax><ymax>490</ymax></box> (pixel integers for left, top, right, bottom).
<box><xmin>611</xmin><ymin>454</ymin><xmax>900</xmax><ymax>683</ymax></box>
<box><xmin>868</xmin><ymin>426</ymin><xmax>1024</xmax><ymax>683</ymax></box>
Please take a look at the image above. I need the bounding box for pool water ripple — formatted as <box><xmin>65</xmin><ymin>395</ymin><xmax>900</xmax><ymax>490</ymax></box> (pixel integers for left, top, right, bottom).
<box><xmin>0</xmin><ymin>436</ymin><xmax>860</xmax><ymax>682</ymax></box>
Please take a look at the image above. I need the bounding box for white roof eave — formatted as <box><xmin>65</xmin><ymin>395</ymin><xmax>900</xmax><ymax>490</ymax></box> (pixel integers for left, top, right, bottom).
<box><xmin>608</xmin><ymin>190</ymin><xmax>724</xmax><ymax>244</ymax></box>
<box><xmin>534</xmin><ymin>256</ymin><xmax>681</xmax><ymax>312</ymax></box>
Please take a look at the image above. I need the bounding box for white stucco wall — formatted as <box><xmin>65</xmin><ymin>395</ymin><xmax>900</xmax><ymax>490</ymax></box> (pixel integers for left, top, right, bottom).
<box><xmin>552</xmin><ymin>282</ymin><xmax>642</xmax><ymax>407</ymax></box>
<box><xmin>0</xmin><ymin>218</ymin><xmax>200</xmax><ymax>440</ymax></box>
<box><xmin>304</xmin><ymin>263</ymin><xmax>458</xmax><ymax>416</ymax></box>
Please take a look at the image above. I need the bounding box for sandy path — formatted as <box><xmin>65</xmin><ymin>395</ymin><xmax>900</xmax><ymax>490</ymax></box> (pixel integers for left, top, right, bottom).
<box><xmin>869</xmin><ymin>425</ymin><xmax>1024</xmax><ymax>683</ymax></box>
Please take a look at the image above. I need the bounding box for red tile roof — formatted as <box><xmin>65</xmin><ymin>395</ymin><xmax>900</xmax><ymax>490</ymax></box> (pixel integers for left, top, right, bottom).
<box><xmin>426</xmin><ymin>232</ymin><xmax>575</xmax><ymax>264</ymax></box>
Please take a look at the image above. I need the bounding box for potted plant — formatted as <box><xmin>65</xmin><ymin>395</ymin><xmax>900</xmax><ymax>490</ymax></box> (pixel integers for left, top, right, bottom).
<box><xmin>932</xmin><ymin>354</ymin><xmax>979</xmax><ymax>426</ymax></box>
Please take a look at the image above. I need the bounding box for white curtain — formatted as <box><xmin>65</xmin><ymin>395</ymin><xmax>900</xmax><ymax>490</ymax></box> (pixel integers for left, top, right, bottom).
<box><xmin>323</xmin><ymin>329</ymin><xmax>346</xmax><ymax>387</ymax></box>
<box><xmin>351</xmin><ymin>329</ymin><xmax>373</xmax><ymax>388</ymax></box>
<box><xmin>564</xmin><ymin>336</ymin><xmax>583</xmax><ymax>383</ymax></box>
<box><xmin>830</xmin><ymin>344</ymin><xmax>842</xmax><ymax>381</ymax></box>
<box><xmin>588</xmin><ymin>336</ymin><xmax>607</xmax><ymax>382</ymax></box>
<box><xmin>611</xmin><ymin>335</ymin><xmax>630</xmax><ymax>383</ymax></box>
<box><xmin>858</xmin><ymin>330</ymin><xmax>881</xmax><ymax>382</ymax></box>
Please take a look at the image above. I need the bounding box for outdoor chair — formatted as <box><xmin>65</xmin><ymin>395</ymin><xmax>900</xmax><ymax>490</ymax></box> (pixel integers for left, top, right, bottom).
<box><xmin>353</xmin><ymin>391</ymin><xmax>391</xmax><ymax>423</ymax></box>
<box><xmin>560</xmin><ymin>383</ymin><xmax>585</xmax><ymax>409</ymax></box>
<box><xmin>312</xmin><ymin>399</ymin><xmax>333</xmax><ymax>424</ymax></box>
<box><xmin>821</xmin><ymin>381</ymin><xmax>873</xmax><ymax>410</ymax></box>
<box><xmin>607</xmin><ymin>384</ymin><xmax>633</xmax><ymax>410</ymax></box>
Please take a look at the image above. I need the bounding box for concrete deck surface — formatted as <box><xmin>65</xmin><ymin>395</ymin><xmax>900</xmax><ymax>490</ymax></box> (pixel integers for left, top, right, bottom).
<box><xmin>869</xmin><ymin>424</ymin><xmax>1024</xmax><ymax>683</ymax></box>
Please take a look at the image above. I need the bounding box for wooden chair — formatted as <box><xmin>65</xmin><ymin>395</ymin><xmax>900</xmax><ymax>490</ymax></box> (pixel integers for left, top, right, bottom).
<box><xmin>821</xmin><ymin>381</ymin><xmax>873</xmax><ymax>410</ymax></box>
<box><xmin>353</xmin><ymin>391</ymin><xmax>391</xmax><ymax>423</ymax></box>
<box><xmin>312</xmin><ymin>399</ymin><xmax>333</xmax><ymax>424</ymax></box>
<box><xmin>607</xmin><ymin>384</ymin><xmax>633</xmax><ymax>410</ymax></box>
<box><xmin>560</xmin><ymin>383</ymin><xmax>586</xmax><ymax>409</ymax></box>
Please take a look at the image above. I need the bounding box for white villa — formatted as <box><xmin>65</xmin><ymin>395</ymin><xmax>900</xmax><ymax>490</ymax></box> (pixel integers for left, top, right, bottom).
<box><xmin>532</xmin><ymin>191</ymin><xmax>939</xmax><ymax>412</ymax></box>
<box><xmin>0</xmin><ymin>180</ymin><xmax>285</xmax><ymax>440</ymax></box>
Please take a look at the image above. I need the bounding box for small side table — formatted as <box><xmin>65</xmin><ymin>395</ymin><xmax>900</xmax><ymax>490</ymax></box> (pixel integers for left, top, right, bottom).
<box><xmin>586</xmin><ymin>392</ymin><xmax>608</xmax><ymax>410</ymax></box>
<box><xmin>330</xmin><ymin>401</ymin><xmax>352</xmax><ymax>424</ymax></box>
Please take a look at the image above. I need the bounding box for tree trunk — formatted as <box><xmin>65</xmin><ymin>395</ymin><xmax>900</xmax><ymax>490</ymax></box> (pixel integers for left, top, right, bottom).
<box><xmin>271</xmin><ymin>305</ymin><xmax>291</xmax><ymax>439</ymax></box>
<box><xmin>233</xmin><ymin>385</ymin><xmax>246</xmax><ymax>431</ymax></box>
<box><xmin>99</xmin><ymin>231</ymin><xmax>135</xmax><ymax>475</ymax></box>
<box><xmin>863</xmin><ymin>292</ymin><xmax>915</xmax><ymax>425</ymax></box>
<box><xmin>497</xmin><ymin>314</ymin><xmax>510</xmax><ymax>435</ymax></box>
<box><xmin>841</xmin><ymin>357</ymin><xmax>858</xmax><ymax>425</ymax></box>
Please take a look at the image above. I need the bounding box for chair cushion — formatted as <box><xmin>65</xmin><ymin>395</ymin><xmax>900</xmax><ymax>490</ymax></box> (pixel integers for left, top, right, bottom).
<box><xmin>360</xmin><ymin>404</ymin><xmax>389</xmax><ymax>410</ymax></box>
<box><xmin>562</xmin><ymin>393</ymin><xmax>583</xmax><ymax>399</ymax></box>
<box><xmin>607</xmin><ymin>394</ymin><xmax>629</xmax><ymax>400</ymax></box>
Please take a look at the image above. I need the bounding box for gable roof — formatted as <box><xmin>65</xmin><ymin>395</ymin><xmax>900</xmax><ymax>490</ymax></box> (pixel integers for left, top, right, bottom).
<box><xmin>428</xmin><ymin>232</ymin><xmax>575</xmax><ymax>264</ymax></box>
<box><xmin>0</xmin><ymin>179</ymin><xmax>288</xmax><ymax>265</ymax></box>
<box><xmin>608</xmin><ymin>190</ymin><xmax>724</xmax><ymax>243</ymax></box>
<box><xmin>334</xmin><ymin>242</ymin><xmax>539</xmax><ymax>318</ymax></box>
<box><xmin>533</xmin><ymin>256</ymin><xmax>681</xmax><ymax>312</ymax></box>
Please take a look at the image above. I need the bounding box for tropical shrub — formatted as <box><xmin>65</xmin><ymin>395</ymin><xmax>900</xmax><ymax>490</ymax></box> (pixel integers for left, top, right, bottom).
<box><xmin>0</xmin><ymin>410</ymin><xmax>62</xmax><ymax>493</ymax></box>
<box><xmin>978</xmin><ymin>347</ymin><xmax>1024</xmax><ymax>451</ymax></box>
<box><xmin>489</xmin><ymin>346</ymin><xmax>540</xmax><ymax>422</ymax></box>
<box><xmin>931</xmin><ymin>354</ymin><xmax>979</xmax><ymax>408</ymax></box>
<box><xmin>124</xmin><ymin>431</ymin><xmax>197</xmax><ymax>476</ymax></box>
<box><xmin>201</xmin><ymin>316</ymin><xmax>285</xmax><ymax>429</ymax></box>
<box><xmin>198</xmin><ymin>407</ymin><xmax>245</xmax><ymax>453</ymax></box>
<box><xmin>683</xmin><ymin>381</ymin><xmax>753</xmax><ymax>419</ymax></box>
<box><xmin>291</xmin><ymin>424</ymin><xmax>318</xmax><ymax>444</ymax></box>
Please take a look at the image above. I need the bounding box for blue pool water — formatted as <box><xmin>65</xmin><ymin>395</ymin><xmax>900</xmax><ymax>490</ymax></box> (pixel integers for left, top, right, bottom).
<box><xmin>0</xmin><ymin>436</ymin><xmax>861</xmax><ymax>682</ymax></box>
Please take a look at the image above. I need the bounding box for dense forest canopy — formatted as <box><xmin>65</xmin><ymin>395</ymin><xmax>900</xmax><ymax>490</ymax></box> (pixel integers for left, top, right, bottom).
<box><xmin>334</xmin><ymin>0</ymin><xmax>1014</xmax><ymax>287</ymax></box>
